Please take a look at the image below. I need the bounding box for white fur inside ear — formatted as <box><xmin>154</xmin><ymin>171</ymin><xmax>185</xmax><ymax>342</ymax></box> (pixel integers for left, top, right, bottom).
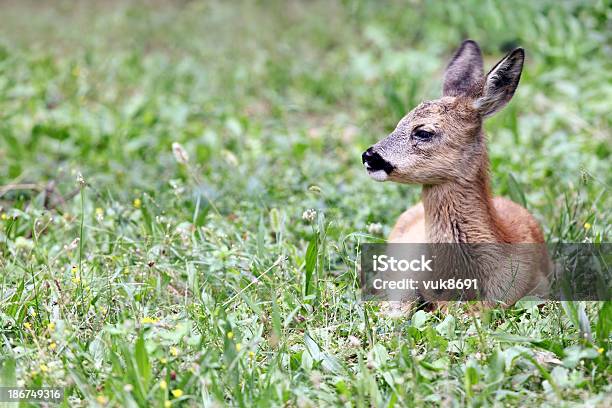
<box><xmin>476</xmin><ymin>49</ymin><xmax>524</xmax><ymax>117</ymax></box>
<box><xmin>473</xmin><ymin>94</ymin><xmax>505</xmax><ymax>117</ymax></box>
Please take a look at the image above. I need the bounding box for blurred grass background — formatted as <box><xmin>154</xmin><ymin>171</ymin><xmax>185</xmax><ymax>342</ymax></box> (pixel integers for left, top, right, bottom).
<box><xmin>0</xmin><ymin>1</ymin><xmax>610</xmax><ymax>406</ymax></box>
<box><xmin>0</xmin><ymin>0</ymin><xmax>609</xmax><ymax>240</ymax></box>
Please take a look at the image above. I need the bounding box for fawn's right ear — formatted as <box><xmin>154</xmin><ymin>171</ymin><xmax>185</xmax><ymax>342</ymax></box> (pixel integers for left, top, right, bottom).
<box><xmin>442</xmin><ymin>40</ymin><xmax>484</xmax><ymax>97</ymax></box>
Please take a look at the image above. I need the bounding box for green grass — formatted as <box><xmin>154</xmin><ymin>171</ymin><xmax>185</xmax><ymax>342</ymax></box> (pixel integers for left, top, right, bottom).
<box><xmin>0</xmin><ymin>0</ymin><xmax>610</xmax><ymax>406</ymax></box>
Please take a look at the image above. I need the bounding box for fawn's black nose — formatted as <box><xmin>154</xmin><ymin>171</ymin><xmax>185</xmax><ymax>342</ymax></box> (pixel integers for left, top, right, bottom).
<box><xmin>362</xmin><ymin>147</ymin><xmax>394</xmax><ymax>174</ymax></box>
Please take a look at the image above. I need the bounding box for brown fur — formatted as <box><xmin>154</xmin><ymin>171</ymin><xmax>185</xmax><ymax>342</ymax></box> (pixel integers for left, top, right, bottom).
<box><xmin>389</xmin><ymin>198</ymin><xmax>545</xmax><ymax>244</ymax></box>
<box><xmin>364</xmin><ymin>41</ymin><xmax>551</xmax><ymax>306</ymax></box>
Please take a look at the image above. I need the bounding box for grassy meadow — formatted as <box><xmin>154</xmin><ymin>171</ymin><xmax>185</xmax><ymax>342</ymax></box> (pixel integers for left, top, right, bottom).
<box><xmin>0</xmin><ymin>0</ymin><xmax>610</xmax><ymax>406</ymax></box>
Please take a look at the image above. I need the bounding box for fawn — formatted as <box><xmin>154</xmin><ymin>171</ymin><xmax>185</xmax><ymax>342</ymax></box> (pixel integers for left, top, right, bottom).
<box><xmin>362</xmin><ymin>40</ymin><xmax>550</xmax><ymax>306</ymax></box>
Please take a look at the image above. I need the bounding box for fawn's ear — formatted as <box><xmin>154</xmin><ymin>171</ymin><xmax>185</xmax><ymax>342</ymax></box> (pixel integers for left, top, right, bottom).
<box><xmin>443</xmin><ymin>40</ymin><xmax>484</xmax><ymax>97</ymax></box>
<box><xmin>475</xmin><ymin>48</ymin><xmax>524</xmax><ymax>117</ymax></box>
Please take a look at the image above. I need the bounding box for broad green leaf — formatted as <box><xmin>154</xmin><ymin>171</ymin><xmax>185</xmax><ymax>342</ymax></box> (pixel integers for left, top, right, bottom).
<box><xmin>0</xmin><ymin>357</ymin><xmax>16</xmax><ymax>387</ymax></box>
<box><xmin>507</xmin><ymin>173</ymin><xmax>527</xmax><ymax>208</ymax></box>
<box><xmin>304</xmin><ymin>235</ymin><xmax>318</xmax><ymax>297</ymax></box>
<box><xmin>135</xmin><ymin>333</ymin><xmax>151</xmax><ymax>388</ymax></box>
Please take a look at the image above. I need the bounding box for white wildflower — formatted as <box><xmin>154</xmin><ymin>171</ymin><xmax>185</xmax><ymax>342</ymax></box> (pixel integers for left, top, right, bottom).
<box><xmin>368</xmin><ymin>222</ymin><xmax>383</xmax><ymax>235</ymax></box>
<box><xmin>222</xmin><ymin>150</ymin><xmax>238</xmax><ymax>167</ymax></box>
<box><xmin>64</xmin><ymin>238</ymin><xmax>79</xmax><ymax>251</ymax></box>
<box><xmin>172</xmin><ymin>142</ymin><xmax>190</xmax><ymax>164</ymax></box>
<box><xmin>302</xmin><ymin>209</ymin><xmax>317</xmax><ymax>222</ymax></box>
<box><xmin>309</xmin><ymin>370</ymin><xmax>322</xmax><ymax>389</ymax></box>
<box><xmin>76</xmin><ymin>172</ymin><xmax>86</xmax><ymax>187</ymax></box>
<box><xmin>348</xmin><ymin>335</ymin><xmax>361</xmax><ymax>347</ymax></box>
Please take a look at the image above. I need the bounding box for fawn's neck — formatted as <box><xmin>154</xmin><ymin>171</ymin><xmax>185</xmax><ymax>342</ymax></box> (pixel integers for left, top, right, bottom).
<box><xmin>421</xmin><ymin>157</ymin><xmax>503</xmax><ymax>243</ymax></box>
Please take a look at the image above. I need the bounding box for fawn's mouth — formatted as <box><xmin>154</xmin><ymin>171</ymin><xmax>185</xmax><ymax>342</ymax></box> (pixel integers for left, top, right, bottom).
<box><xmin>365</xmin><ymin>165</ymin><xmax>390</xmax><ymax>182</ymax></box>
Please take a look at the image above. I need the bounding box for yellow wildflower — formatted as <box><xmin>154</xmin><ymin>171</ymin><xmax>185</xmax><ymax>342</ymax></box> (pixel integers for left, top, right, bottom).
<box><xmin>164</xmin><ymin>401</ymin><xmax>171</xmax><ymax>408</ymax></box>
<box><xmin>160</xmin><ymin>380</ymin><xmax>167</xmax><ymax>390</ymax></box>
<box><xmin>160</xmin><ymin>357</ymin><xmax>168</xmax><ymax>364</ymax></box>
<box><xmin>24</xmin><ymin>322</ymin><xmax>32</xmax><ymax>330</ymax></box>
<box><xmin>49</xmin><ymin>342</ymin><xmax>57</xmax><ymax>351</ymax></box>
<box><xmin>227</xmin><ymin>331</ymin><xmax>234</xmax><ymax>340</ymax></box>
<box><xmin>96</xmin><ymin>395</ymin><xmax>108</xmax><ymax>404</ymax></box>
<box><xmin>249</xmin><ymin>351</ymin><xmax>255</xmax><ymax>359</ymax></box>
<box><xmin>40</xmin><ymin>364</ymin><xmax>48</xmax><ymax>373</ymax></box>
<box><xmin>133</xmin><ymin>198</ymin><xmax>142</xmax><ymax>209</ymax></box>
<box><xmin>170</xmin><ymin>347</ymin><xmax>179</xmax><ymax>357</ymax></box>
<box><xmin>1</xmin><ymin>213</ymin><xmax>7</xmax><ymax>220</ymax></box>
<box><xmin>171</xmin><ymin>389</ymin><xmax>183</xmax><ymax>398</ymax></box>
<box><xmin>142</xmin><ymin>317</ymin><xmax>158</xmax><ymax>324</ymax></box>
<box><xmin>235</xmin><ymin>343</ymin><xmax>242</xmax><ymax>352</ymax></box>
<box><xmin>584</xmin><ymin>222</ymin><xmax>591</xmax><ymax>230</ymax></box>
<box><xmin>48</xmin><ymin>322</ymin><xmax>56</xmax><ymax>331</ymax></box>
<box><xmin>598</xmin><ymin>347</ymin><xmax>604</xmax><ymax>354</ymax></box>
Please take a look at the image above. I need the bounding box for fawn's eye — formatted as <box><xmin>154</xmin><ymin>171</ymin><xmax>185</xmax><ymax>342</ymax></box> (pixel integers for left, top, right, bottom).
<box><xmin>412</xmin><ymin>129</ymin><xmax>435</xmax><ymax>141</ymax></box>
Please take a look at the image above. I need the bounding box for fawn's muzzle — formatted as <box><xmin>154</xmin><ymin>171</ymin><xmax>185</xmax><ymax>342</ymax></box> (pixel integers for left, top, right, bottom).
<box><xmin>362</xmin><ymin>147</ymin><xmax>394</xmax><ymax>174</ymax></box>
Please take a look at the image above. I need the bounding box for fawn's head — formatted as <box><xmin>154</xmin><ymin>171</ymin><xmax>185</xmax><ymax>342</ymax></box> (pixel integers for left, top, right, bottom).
<box><xmin>362</xmin><ymin>40</ymin><xmax>524</xmax><ymax>184</ymax></box>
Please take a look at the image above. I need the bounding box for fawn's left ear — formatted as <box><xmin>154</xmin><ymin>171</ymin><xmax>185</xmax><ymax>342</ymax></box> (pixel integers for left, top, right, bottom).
<box><xmin>475</xmin><ymin>48</ymin><xmax>524</xmax><ymax>117</ymax></box>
